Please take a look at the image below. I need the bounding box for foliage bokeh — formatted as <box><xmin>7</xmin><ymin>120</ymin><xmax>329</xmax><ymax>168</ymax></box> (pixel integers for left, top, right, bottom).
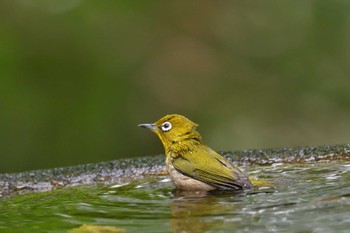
<box><xmin>1</xmin><ymin>1</ymin><xmax>350</xmax><ymax>172</ymax></box>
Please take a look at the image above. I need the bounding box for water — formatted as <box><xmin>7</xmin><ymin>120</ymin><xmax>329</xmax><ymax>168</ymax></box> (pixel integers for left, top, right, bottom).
<box><xmin>0</xmin><ymin>162</ymin><xmax>349</xmax><ymax>233</ymax></box>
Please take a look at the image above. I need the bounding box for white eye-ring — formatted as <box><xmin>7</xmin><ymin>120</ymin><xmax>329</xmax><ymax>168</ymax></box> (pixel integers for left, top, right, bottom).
<box><xmin>161</xmin><ymin>122</ymin><xmax>172</xmax><ymax>132</ymax></box>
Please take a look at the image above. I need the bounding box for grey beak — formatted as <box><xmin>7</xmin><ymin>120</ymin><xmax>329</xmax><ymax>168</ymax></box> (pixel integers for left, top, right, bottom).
<box><xmin>138</xmin><ymin>123</ymin><xmax>159</xmax><ymax>131</ymax></box>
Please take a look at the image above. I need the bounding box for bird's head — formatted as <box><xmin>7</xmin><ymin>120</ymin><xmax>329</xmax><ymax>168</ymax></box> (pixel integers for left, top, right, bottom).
<box><xmin>138</xmin><ymin>114</ymin><xmax>202</xmax><ymax>150</ymax></box>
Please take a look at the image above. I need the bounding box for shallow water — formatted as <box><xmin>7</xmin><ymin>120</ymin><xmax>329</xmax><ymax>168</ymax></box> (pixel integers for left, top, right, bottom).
<box><xmin>0</xmin><ymin>162</ymin><xmax>349</xmax><ymax>233</ymax></box>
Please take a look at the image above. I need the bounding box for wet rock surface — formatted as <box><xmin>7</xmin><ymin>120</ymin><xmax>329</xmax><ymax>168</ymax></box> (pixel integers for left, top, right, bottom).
<box><xmin>1</xmin><ymin>144</ymin><xmax>349</xmax><ymax>196</ymax></box>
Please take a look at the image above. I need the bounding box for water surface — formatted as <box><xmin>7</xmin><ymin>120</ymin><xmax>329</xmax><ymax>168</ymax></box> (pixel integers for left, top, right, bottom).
<box><xmin>1</xmin><ymin>162</ymin><xmax>349</xmax><ymax>233</ymax></box>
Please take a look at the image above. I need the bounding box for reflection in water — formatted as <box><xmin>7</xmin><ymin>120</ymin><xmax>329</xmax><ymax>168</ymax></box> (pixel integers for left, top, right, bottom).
<box><xmin>170</xmin><ymin>191</ymin><xmax>243</xmax><ymax>233</ymax></box>
<box><xmin>68</xmin><ymin>224</ymin><xmax>126</xmax><ymax>233</ymax></box>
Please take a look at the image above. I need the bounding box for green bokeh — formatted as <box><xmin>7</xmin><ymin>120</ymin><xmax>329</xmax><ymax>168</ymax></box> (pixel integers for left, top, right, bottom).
<box><xmin>1</xmin><ymin>1</ymin><xmax>350</xmax><ymax>172</ymax></box>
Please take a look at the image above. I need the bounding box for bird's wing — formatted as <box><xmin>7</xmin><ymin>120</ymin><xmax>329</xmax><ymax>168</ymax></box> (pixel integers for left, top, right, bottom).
<box><xmin>172</xmin><ymin>147</ymin><xmax>251</xmax><ymax>190</ymax></box>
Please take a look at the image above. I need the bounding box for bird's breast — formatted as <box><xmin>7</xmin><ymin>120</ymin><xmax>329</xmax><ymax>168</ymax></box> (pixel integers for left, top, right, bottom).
<box><xmin>166</xmin><ymin>153</ymin><xmax>216</xmax><ymax>191</ymax></box>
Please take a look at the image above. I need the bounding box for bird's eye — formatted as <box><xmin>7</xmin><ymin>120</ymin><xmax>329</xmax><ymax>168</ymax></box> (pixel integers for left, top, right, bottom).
<box><xmin>161</xmin><ymin>122</ymin><xmax>172</xmax><ymax>132</ymax></box>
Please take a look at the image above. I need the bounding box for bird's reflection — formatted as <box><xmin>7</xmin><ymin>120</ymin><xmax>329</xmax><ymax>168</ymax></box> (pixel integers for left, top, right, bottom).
<box><xmin>170</xmin><ymin>190</ymin><xmax>244</xmax><ymax>233</ymax></box>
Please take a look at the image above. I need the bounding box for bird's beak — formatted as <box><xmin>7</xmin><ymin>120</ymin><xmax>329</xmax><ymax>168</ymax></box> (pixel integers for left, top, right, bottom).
<box><xmin>138</xmin><ymin>123</ymin><xmax>159</xmax><ymax>131</ymax></box>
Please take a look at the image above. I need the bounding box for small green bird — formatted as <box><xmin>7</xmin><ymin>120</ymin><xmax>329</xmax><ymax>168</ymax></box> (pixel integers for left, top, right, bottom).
<box><xmin>139</xmin><ymin>114</ymin><xmax>253</xmax><ymax>191</ymax></box>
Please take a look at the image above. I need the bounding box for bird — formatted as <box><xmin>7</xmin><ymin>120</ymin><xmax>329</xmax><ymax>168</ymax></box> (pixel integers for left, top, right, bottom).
<box><xmin>138</xmin><ymin>114</ymin><xmax>253</xmax><ymax>191</ymax></box>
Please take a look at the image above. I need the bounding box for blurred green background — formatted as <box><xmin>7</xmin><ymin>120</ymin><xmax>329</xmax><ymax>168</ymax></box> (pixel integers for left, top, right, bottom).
<box><xmin>1</xmin><ymin>1</ymin><xmax>350</xmax><ymax>173</ymax></box>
